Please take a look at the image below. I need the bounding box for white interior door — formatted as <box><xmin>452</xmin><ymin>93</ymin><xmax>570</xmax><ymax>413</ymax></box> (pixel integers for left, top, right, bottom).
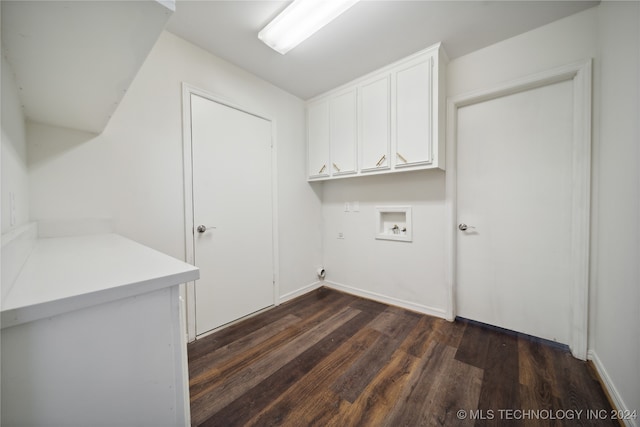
<box><xmin>456</xmin><ymin>80</ymin><xmax>574</xmax><ymax>344</ymax></box>
<box><xmin>190</xmin><ymin>94</ymin><xmax>274</xmax><ymax>336</ymax></box>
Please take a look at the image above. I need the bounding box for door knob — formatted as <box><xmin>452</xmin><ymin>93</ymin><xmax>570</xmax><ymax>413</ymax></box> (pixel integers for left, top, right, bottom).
<box><xmin>196</xmin><ymin>225</ymin><xmax>216</xmax><ymax>233</ymax></box>
<box><xmin>458</xmin><ymin>223</ymin><xmax>475</xmax><ymax>231</ymax></box>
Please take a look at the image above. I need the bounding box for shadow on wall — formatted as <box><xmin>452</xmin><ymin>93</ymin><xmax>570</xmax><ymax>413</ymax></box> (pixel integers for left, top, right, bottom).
<box><xmin>26</xmin><ymin>121</ymin><xmax>98</xmax><ymax>170</ymax></box>
<box><xmin>320</xmin><ymin>169</ymin><xmax>445</xmax><ymax>205</ymax></box>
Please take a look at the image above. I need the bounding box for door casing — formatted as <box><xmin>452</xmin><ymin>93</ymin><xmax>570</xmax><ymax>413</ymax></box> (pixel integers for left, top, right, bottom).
<box><xmin>444</xmin><ymin>60</ymin><xmax>592</xmax><ymax>360</ymax></box>
<box><xmin>181</xmin><ymin>83</ymin><xmax>280</xmax><ymax>342</ymax></box>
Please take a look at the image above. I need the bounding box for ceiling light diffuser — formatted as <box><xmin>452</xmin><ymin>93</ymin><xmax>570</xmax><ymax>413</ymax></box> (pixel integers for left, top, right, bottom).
<box><xmin>258</xmin><ymin>0</ymin><xmax>360</xmax><ymax>55</ymax></box>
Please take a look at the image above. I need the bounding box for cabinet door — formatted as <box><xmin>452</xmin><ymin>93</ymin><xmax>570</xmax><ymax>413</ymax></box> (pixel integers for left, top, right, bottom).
<box><xmin>330</xmin><ymin>90</ymin><xmax>357</xmax><ymax>176</ymax></box>
<box><xmin>307</xmin><ymin>100</ymin><xmax>330</xmax><ymax>178</ymax></box>
<box><xmin>395</xmin><ymin>57</ymin><xmax>432</xmax><ymax>167</ymax></box>
<box><xmin>359</xmin><ymin>75</ymin><xmax>391</xmax><ymax>172</ymax></box>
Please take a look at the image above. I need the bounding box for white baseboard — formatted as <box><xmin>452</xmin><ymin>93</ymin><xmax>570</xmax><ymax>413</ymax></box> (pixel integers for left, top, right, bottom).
<box><xmin>324</xmin><ymin>280</ymin><xmax>447</xmax><ymax>319</ymax></box>
<box><xmin>588</xmin><ymin>349</ymin><xmax>638</xmax><ymax>427</ymax></box>
<box><xmin>278</xmin><ymin>281</ymin><xmax>323</xmax><ymax>304</ymax></box>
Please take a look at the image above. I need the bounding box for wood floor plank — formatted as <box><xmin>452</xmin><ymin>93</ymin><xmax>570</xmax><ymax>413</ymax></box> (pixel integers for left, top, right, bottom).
<box><xmin>421</xmin><ymin>358</ymin><xmax>484</xmax><ymax>427</ymax></box>
<box><xmin>455</xmin><ymin>321</ymin><xmax>491</xmax><ymax>369</ymax></box>
<box><xmin>550</xmin><ymin>348</ymin><xmax>619</xmax><ymax>427</ymax></box>
<box><xmin>187</xmin><ymin>288</ymin><xmax>349</xmax><ymax>362</ymax></box>
<box><xmin>188</xmin><ymin>313</ymin><xmax>300</xmax><ymax>378</ymax></box>
<box><xmin>189</xmin><ymin>292</ymin><xmax>359</xmax><ymax>396</ymax></box>
<box><xmin>330</xmin><ymin>333</ymin><xmax>396</xmax><ymax>403</ymax></box>
<box><xmin>190</xmin><ymin>305</ymin><xmax>360</xmax><ymax>425</ymax></box>
<box><xmin>518</xmin><ymin>335</ymin><xmax>562</xmax><ymax>426</ymax></box>
<box><xmin>188</xmin><ymin>287</ymin><xmax>618</xmax><ymax>427</ymax></box>
<box><xmin>519</xmin><ymin>383</ymin><xmax>564</xmax><ymax>427</ymax></box>
<box><xmin>347</xmin><ymin>295</ymin><xmax>389</xmax><ymax>313</ymax></box>
<box><xmin>331</xmin><ymin>309</ymin><xmax>419</xmax><ymax>403</ymax></box>
<box><xmin>245</xmin><ymin>326</ymin><xmax>383</xmax><ymax>427</ymax></box>
<box><xmin>432</xmin><ymin>317</ymin><xmax>466</xmax><ymax>348</ymax></box>
<box><xmin>478</xmin><ymin>329</ymin><xmax>520</xmax><ymax>425</ymax></box>
<box><xmin>326</xmin><ymin>348</ymin><xmax>422</xmax><ymax>426</ymax></box>
<box><xmin>384</xmin><ymin>341</ymin><xmax>455</xmax><ymax>426</ymax></box>
<box><xmin>399</xmin><ymin>314</ymin><xmax>438</xmax><ymax>358</ymax></box>
<box><xmin>206</xmin><ymin>304</ymin><xmax>386</xmax><ymax>426</ymax></box>
<box><xmin>369</xmin><ymin>307</ymin><xmax>421</xmax><ymax>339</ymax></box>
<box><xmin>475</xmin><ymin>329</ymin><xmax>520</xmax><ymax>426</ymax></box>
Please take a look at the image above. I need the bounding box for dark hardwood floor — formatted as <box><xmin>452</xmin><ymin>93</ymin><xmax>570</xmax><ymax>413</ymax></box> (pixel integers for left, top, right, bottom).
<box><xmin>188</xmin><ymin>288</ymin><xmax>618</xmax><ymax>426</ymax></box>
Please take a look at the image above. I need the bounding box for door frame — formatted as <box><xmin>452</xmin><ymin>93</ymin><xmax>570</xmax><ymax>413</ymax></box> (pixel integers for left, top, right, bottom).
<box><xmin>181</xmin><ymin>83</ymin><xmax>279</xmax><ymax>342</ymax></box>
<box><xmin>444</xmin><ymin>60</ymin><xmax>592</xmax><ymax>360</ymax></box>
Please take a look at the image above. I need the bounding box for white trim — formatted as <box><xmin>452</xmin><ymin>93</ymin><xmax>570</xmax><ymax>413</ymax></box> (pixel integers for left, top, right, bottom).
<box><xmin>173</xmin><ymin>286</ymin><xmax>190</xmax><ymax>427</ymax></box>
<box><xmin>271</xmin><ymin>121</ymin><xmax>281</xmax><ymax>308</ymax></box>
<box><xmin>279</xmin><ymin>281</ymin><xmax>324</xmax><ymax>304</ymax></box>
<box><xmin>588</xmin><ymin>350</ymin><xmax>638</xmax><ymax>427</ymax></box>
<box><xmin>445</xmin><ymin>59</ymin><xmax>592</xmax><ymax>359</ymax></box>
<box><xmin>181</xmin><ymin>83</ymin><xmax>279</xmax><ymax>342</ymax></box>
<box><xmin>325</xmin><ymin>280</ymin><xmax>447</xmax><ymax>319</ymax></box>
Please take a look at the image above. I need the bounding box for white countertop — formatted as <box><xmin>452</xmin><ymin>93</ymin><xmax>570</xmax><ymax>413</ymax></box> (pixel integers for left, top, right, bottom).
<box><xmin>1</xmin><ymin>233</ymin><xmax>199</xmax><ymax>328</ymax></box>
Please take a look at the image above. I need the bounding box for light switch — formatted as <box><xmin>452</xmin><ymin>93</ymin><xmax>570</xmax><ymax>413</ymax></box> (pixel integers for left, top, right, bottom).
<box><xmin>352</xmin><ymin>201</ymin><xmax>360</xmax><ymax>212</ymax></box>
<box><xmin>344</xmin><ymin>202</ymin><xmax>350</xmax><ymax>212</ymax></box>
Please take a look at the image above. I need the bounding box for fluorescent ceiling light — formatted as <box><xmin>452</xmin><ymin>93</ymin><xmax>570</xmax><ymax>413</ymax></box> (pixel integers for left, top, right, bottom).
<box><xmin>258</xmin><ymin>0</ymin><xmax>360</xmax><ymax>55</ymax></box>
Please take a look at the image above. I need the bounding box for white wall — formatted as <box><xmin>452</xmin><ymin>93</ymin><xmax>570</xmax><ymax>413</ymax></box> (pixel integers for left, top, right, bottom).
<box><xmin>447</xmin><ymin>8</ymin><xmax>598</xmax><ymax>96</ymax></box>
<box><xmin>1</xmin><ymin>54</ymin><xmax>28</xmax><ymax>234</ymax></box>
<box><xmin>28</xmin><ymin>122</ymin><xmax>106</xmax><ymax>227</ymax></box>
<box><xmin>18</xmin><ymin>4</ymin><xmax>640</xmax><ymax>419</ymax></box>
<box><xmin>322</xmin><ymin>170</ymin><xmax>447</xmax><ymax>316</ymax></box>
<box><xmin>592</xmin><ymin>1</ymin><xmax>640</xmax><ymax>420</ymax></box>
<box><xmin>447</xmin><ymin>4</ymin><xmax>639</xmax><ymax>420</ymax></box>
<box><xmin>321</xmin><ymin>7</ymin><xmax>600</xmax><ymax>317</ymax></box>
<box><xmin>27</xmin><ymin>31</ymin><xmax>323</xmax><ymax>299</ymax></box>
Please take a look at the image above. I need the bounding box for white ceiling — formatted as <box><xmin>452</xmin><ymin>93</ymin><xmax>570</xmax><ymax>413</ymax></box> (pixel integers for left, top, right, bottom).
<box><xmin>166</xmin><ymin>0</ymin><xmax>598</xmax><ymax>100</ymax></box>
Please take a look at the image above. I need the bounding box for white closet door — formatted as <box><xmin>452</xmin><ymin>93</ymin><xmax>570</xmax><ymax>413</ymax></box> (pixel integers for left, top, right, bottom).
<box><xmin>190</xmin><ymin>94</ymin><xmax>274</xmax><ymax>336</ymax></box>
<box><xmin>456</xmin><ymin>80</ymin><xmax>574</xmax><ymax>344</ymax></box>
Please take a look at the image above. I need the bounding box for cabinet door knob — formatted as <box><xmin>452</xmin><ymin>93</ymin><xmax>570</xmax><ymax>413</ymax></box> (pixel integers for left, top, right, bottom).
<box><xmin>458</xmin><ymin>223</ymin><xmax>476</xmax><ymax>231</ymax></box>
<box><xmin>332</xmin><ymin>163</ymin><xmax>341</xmax><ymax>172</ymax></box>
<box><xmin>196</xmin><ymin>225</ymin><xmax>216</xmax><ymax>233</ymax></box>
<box><xmin>375</xmin><ymin>154</ymin><xmax>386</xmax><ymax>167</ymax></box>
<box><xmin>318</xmin><ymin>164</ymin><xmax>327</xmax><ymax>174</ymax></box>
<box><xmin>397</xmin><ymin>152</ymin><xmax>408</xmax><ymax>163</ymax></box>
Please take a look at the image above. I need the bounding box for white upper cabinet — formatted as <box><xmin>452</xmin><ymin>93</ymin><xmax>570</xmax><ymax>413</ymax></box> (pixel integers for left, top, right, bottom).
<box><xmin>307</xmin><ymin>99</ymin><xmax>331</xmax><ymax>178</ymax></box>
<box><xmin>307</xmin><ymin>43</ymin><xmax>447</xmax><ymax>181</ymax></box>
<box><xmin>395</xmin><ymin>56</ymin><xmax>432</xmax><ymax>168</ymax></box>
<box><xmin>330</xmin><ymin>90</ymin><xmax>358</xmax><ymax>176</ymax></box>
<box><xmin>308</xmin><ymin>89</ymin><xmax>358</xmax><ymax>179</ymax></box>
<box><xmin>359</xmin><ymin>76</ymin><xmax>391</xmax><ymax>172</ymax></box>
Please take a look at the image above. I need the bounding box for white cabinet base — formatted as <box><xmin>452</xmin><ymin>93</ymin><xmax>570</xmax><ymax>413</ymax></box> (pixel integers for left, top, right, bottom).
<box><xmin>1</xmin><ymin>286</ymin><xmax>190</xmax><ymax>427</ymax></box>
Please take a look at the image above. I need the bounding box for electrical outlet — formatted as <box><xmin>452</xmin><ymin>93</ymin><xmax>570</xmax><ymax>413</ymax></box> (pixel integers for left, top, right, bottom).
<box><xmin>337</xmin><ymin>232</ymin><xmax>344</xmax><ymax>239</ymax></box>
